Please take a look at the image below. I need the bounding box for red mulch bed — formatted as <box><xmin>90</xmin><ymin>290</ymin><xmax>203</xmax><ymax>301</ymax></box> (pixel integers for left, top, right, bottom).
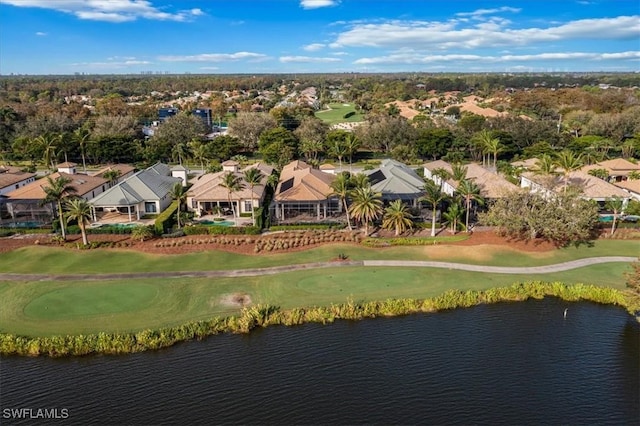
<box><xmin>0</xmin><ymin>229</ymin><xmax>563</xmax><ymax>255</ymax></box>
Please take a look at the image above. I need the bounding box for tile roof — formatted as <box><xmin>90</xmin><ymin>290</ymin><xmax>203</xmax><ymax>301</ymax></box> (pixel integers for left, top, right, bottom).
<box><xmin>6</xmin><ymin>172</ymin><xmax>107</xmax><ymax>200</ymax></box>
<box><xmin>0</xmin><ymin>168</ymin><xmax>36</xmax><ymax>190</ymax></box>
<box><xmin>424</xmin><ymin>160</ymin><xmax>517</xmax><ymax>198</ymax></box>
<box><xmin>187</xmin><ymin>162</ymin><xmax>273</xmax><ymax>201</ymax></box>
<box><xmin>581</xmin><ymin>158</ymin><xmax>640</xmax><ymax>176</ymax></box>
<box><xmin>275</xmin><ymin>160</ymin><xmax>335</xmax><ymax>202</ymax></box>
<box><xmin>614</xmin><ymin>179</ymin><xmax>640</xmax><ymax>195</ymax></box>
<box><xmin>522</xmin><ymin>170</ymin><xmax>629</xmax><ymax>199</ymax></box>
<box><xmin>92</xmin><ymin>164</ymin><xmax>136</xmax><ymax>179</ymax></box>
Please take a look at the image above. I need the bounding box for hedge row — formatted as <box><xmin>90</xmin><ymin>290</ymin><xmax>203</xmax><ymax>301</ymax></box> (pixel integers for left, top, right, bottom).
<box><xmin>269</xmin><ymin>223</ymin><xmax>346</xmax><ymax>231</ymax></box>
<box><xmin>154</xmin><ymin>201</ymin><xmax>178</xmax><ymax>234</ymax></box>
<box><xmin>182</xmin><ymin>225</ymin><xmax>261</xmax><ymax>235</ymax></box>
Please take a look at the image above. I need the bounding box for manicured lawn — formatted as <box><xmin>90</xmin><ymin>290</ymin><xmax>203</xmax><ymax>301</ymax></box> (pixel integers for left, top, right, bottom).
<box><xmin>0</xmin><ymin>240</ymin><xmax>636</xmax><ymax>274</ymax></box>
<box><xmin>315</xmin><ymin>103</ymin><xmax>364</xmax><ymax>124</ymax></box>
<box><xmin>0</xmin><ymin>262</ymin><xmax>632</xmax><ymax>337</ymax></box>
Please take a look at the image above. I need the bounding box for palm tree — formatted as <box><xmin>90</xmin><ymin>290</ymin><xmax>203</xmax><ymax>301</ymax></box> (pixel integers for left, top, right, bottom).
<box><xmin>442</xmin><ymin>201</ymin><xmax>464</xmax><ymax>234</ymax></box>
<box><xmin>171</xmin><ymin>142</ymin><xmax>188</xmax><ymax>166</ymax></box>
<box><xmin>328</xmin><ymin>139</ymin><xmax>348</xmax><ymax>170</ymax></box>
<box><xmin>42</xmin><ymin>176</ymin><xmax>77</xmax><ymax>240</ymax></box>
<box><xmin>350</xmin><ymin>173</ymin><xmax>371</xmax><ymax>190</ymax></box>
<box><xmin>219</xmin><ymin>171</ymin><xmax>244</xmax><ymax>219</ymax></box>
<box><xmin>330</xmin><ymin>172</ymin><xmax>353</xmax><ymax>230</ymax></box>
<box><xmin>348</xmin><ymin>185</ymin><xmax>383</xmax><ymax>236</ymax></box>
<box><xmin>534</xmin><ymin>154</ymin><xmax>557</xmax><ymax>176</ymax></box>
<box><xmin>188</xmin><ymin>139</ymin><xmax>208</xmax><ymax>174</ymax></box>
<box><xmin>169</xmin><ymin>182</ymin><xmax>187</xmax><ymax>229</ymax></box>
<box><xmin>36</xmin><ymin>133</ymin><xmax>61</xmax><ymax>171</ymax></box>
<box><xmin>102</xmin><ymin>169</ymin><xmax>121</xmax><ymax>187</ymax></box>
<box><xmin>485</xmin><ymin>135</ymin><xmax>502</xmax><ymax>169</ymax></box>
<box><xmin>456</xmin><ymin>179</ymin><xmax>484</xmax><ymax>232</ymax></box>
<box><xmin>451</xmin><ymin>163</ymin><xmax>467</xmax><ymax>183</ymax></box>
<box><xmin>73</xmin><ymin>128</ymin><xmax>91</xmax><ymax>173</ymax></box>
<box><xmin>554</xmin><ymin>150</ymin><xmax>583</xmax><ymax>193</ymax></box>
<box><xmin>131</xmin><ymin>225</ymin><xmax>153</xmax><ymax>242</ymax></box>
<box><xmin>344</xmin><ymin>133</ymin><xmax>361</xmax><ymax>172</ymax></box>
<box><xmin>421</xmin><ymin>180</ymin><xmax>447</xmax><ymax>237</ymax></box>
<box><xmin>382</xmin><ymin>200</ymin><xmax>413</xmax><ymax>236</ymax></box>
<box><xmin>243</xmin><ymin>167</ymin><xmax>264</xmax><ymax>226</ymax></box>
<box><xmin>605</xmin><ymin>196</ymin><xmax>625</xmax><ymax>236</ymax></box>
<box><xmin>65</xmin><ymin>198</ymin><xmax>92</xmax><ymax>246</ymax></box>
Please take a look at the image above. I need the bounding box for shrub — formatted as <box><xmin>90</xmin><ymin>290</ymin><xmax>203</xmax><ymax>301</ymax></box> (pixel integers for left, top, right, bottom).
<box><xmin>343</xmin><ymin>111</ymin><xmax>355</xmax><ymax>119</ymax></box>
<box><xmin>269</xmin><ymin>223</ymin><xmax>346</xmax><ymax>231</ymax></box>
<box><xmin>155</xmin><ymin>201</ymin><xmax>178</xmax><ymax>234</ymax></box>
<box><xmin>161</xmin><ymin>229</ymin><xmax>185</xmax><ymax>238</ymax></box>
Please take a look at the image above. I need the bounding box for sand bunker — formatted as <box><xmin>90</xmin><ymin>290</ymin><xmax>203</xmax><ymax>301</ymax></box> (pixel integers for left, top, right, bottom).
<box><xmin>218</xmin><ymin>293</ymin><xmax>252</xmax><ymax>308</ymax></box>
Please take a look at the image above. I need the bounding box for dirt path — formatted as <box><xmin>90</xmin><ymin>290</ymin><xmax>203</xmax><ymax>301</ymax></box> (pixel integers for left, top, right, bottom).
<box><xmin>0</xmin><ymin>257</ymin><xmax>634</xmax><ymax>282</ymax></box>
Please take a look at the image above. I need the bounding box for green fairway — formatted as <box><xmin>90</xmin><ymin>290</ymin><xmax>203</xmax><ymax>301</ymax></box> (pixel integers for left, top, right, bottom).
<box><xmin>315</xmin><ymin>103</ymin><xmax>364</xmax><ymax>124</ymax></box>
<box><xmin>0</xmin><ymin>239</ymin><xmax>636</xmax><ymax>275</ymax></box>
<box><xmin>0</xmin><ymin>261</ymin><xmax>633</xmax><ymax>337</ymax></box>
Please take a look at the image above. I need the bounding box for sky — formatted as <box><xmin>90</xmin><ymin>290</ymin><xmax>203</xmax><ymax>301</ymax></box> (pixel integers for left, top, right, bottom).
<box><xmin>0</xmin><ymin>0</ymin><xmax>638</xmax><ymax>75</ymax></box>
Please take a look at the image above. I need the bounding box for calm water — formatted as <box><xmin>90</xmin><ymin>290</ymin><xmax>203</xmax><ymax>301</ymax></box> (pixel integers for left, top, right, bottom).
<box><xmin>1</xmin><ymin>298</ymin><xmax>638</xmax><ymax>425</ymax></box>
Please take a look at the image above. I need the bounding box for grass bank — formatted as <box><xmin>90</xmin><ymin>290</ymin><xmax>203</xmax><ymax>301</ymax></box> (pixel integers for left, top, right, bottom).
<box><xmin>1</xmin><ymin>281</ymin><xmax>638</xmax><ymax>357</ymax></box>
<box><xmin>0</xmin><ymin>240</ymin><xmax>636</xmax><ymax>275</ymax></box>
<box><xmin>0</xmin><ymin>262</ymin><xmax>633</xmax><ymax>337</ymax></box>
<box><xmin>314</xmin><ymin>103</ymin><xmax>364</xmax><ymax>124</ymax></box>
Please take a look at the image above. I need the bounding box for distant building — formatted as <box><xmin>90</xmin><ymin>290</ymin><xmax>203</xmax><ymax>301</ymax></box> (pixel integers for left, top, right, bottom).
<box><xmin>158</xmin><ymin>107</ymin><xmax>178</xmax><ymax>122</ymax></box>
<box><xmin>192</xmin><ymin>108</ymin><xmax>213</xmax><ymax>128</ymax></box>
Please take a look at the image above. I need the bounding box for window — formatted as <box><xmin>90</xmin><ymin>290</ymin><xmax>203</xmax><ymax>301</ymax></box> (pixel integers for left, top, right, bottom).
<box><xmin>145</xmin><ymin>202</ymin><xmax>157</xmax><ymax>213</ymax></box>
<box><xmin>244</xmin><ymin>200</ymin><xmax>253</xmax><ymax>213</ymax></box>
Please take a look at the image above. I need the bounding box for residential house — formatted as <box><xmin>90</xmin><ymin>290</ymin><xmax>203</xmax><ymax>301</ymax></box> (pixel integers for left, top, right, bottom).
<box><xmin>5</xmin><ymin>170</ymin><xmax>109</xmax><ymax>224</ymax></box>
<box><xmin>92</xmin><ymin>164</ymin><xmax>136</xmax><ymax>185</ymax></box>
<box><xmin>89</xmin><ymin>163</ymin><xmax>182</xmax><ymax>222</ymax></box>
<box><xmin>365</xmin><ymin>159</ymin><xmax>425</xmax><ymax>206</ymax></box>
<box><xmin>580</xmin><ymin>158</ymin><xmax>640</xmax><ymax>182</ymax></box>
<box><xmin>0</xmin><ymin>165</ymin><xmax>37</xmax><ymax>196</ymax></box>
<box><xmin>520</xmin><ymin>170</ymin><xmax>630</xmax><ymax>206</ymax></box>
<box><xmin>423</xmin><ymin>160</ymin><xmax>518</xmax><ymax>199</ymax></box>
<box><xmin>613</xmin><ymin>179</ymin><xmax>640</xmax><ymax>201</ymax></box>
<box><xmin>187</xmin><ymin>162</ymin><xmax>274</xmax><ymax>217</ymax></box>
<box><xmin>272</xmin><ymin>160</ymin><xmax>338</xmax><ymax>221</ymax></box>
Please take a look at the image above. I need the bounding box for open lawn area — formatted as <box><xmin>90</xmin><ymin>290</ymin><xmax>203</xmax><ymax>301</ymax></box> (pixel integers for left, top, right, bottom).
<box><xmin>0</xmin><ymin>261</ymin><xmax>634</xmax><ymax>337</ymax></box>
<box><xmin>315</xmin><ymin>103</ymin><xmax>364</xmax><ymax>124</ymax></box>
<box><xmin>0</xmin><ymin>240</ymin><xmax>637</xmax><ymax>274</ymax></box>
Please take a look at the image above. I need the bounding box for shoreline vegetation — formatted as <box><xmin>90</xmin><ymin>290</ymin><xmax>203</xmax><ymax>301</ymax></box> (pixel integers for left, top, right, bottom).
<box><xmin>1</xmin><ymin>281</ymin><xmax>639</xmax><ymax>358</ymax></box>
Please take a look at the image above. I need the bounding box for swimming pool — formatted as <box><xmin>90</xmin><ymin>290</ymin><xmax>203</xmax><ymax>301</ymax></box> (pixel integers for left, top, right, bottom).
<box><xmin>197</xmin><ymin>220</ymin><xmax>235</xmax><ymax>227</ymax></box>
<box><xmin>4</xmin><ymin>221</ymin><xmax>43</xmax><ymax>228</ymax></box>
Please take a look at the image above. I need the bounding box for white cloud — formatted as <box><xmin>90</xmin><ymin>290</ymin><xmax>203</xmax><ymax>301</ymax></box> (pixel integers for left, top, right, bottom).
<box><xmin>300</xmin><ymin>0</ymin><xmax>338</xmax><ymax>10</ymax></box>
<box><xmin>331</xmin><ymin>51</ymin><xmax>349</xmax><ymax>56</ymax></box>
<box><xmin>280</xmin><ymin>56</ymin><xmax>341</xmax><ymax>63</ymax></box>
<box><xmin>303</xmin><ymin>43</ymin><xmax>325</xmax><ymax>51</ymax></box>
<box><xmin>0</xmin><ymin>0</ymin><xmax>204</xmax><ymax>22</ymax></box>
<box><xmin>35</xmin><ymin>31</ymin><xmax>47</xmax><ymax>36</ymax></box>
<box><xmin>455</xmin><ymin>7</ymin><xmax>521</xmax><ymax>18</ymax></box>
<box><xmin>353</xmin><ymin>51</ymin><xmax>640</xmax><ymax>65</ymax></box>
<box><xmin>331</xmin><ymin>15</ymin><xmax>640</xmax><ymax>50</ymax></box>
<box><xmin>158</xmin><ymin>52</ymin><xmax>269</xmax><ymax>62</ymax></box>
<box><xmin>70</xmin><ymin>59</ymin><xmax>151</xmax><ymax>69</ymax></box>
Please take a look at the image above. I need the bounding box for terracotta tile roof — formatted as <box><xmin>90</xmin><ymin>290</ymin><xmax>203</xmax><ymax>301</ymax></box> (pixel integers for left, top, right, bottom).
<box><xmin>522</xmin><ymin>170</ymin><xmax>629</xmax><ymax>199</ymax></box>
<box><xmin>275</xmin><ymin>160</ymin><xmax>335</xmax><ymax>202</ymax></box>
<box><xmin>188</xmin><ymin>162</ymin><xmax>273</xmax><ymax>201</ymax></box>
<box><xmin>614</xmin><ymin>179</ymin><xmax>640</xmax><ymax>195</ymax></box>
<box><xmin>6</xmin><ymin>172</ymin><xmax>107</xmax><ymax>200</ymax></box>
<box><xmin>92</xmin><ymin>164</ymin><xmax>136</xmax><ymax>178</ymax></box>
<box><xmin>581</xmin><ymin>158</ymin><xmax>640</xmax><ymax>176</ymax></box>
<box><xmin>424</xmin><ymin>161</ymin><xmax>517</xmax><ymax>198</ymax></box>
<box><xmin>0</xmin><ymin>169</ymin><xmax>36</xmax><ymax>190</ymax></box>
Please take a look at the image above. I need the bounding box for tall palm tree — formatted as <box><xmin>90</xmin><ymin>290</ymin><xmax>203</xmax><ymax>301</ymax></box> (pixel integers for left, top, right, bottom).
<box><xmin>171</xmin><ymin>142</ymin><xmax>188</xmax><ymax>166</ymax></box>
<box><xmin>344</xmin><ymin>133</ymin><xmax>361</xmax><ymax>172</ymax></box>
<box><xmin>65</xmin><ymin>198</ymin><xmax>92</xmax><ymax>246</ymax></box>
<box><xmin>42</xmin><ymin>176</ymin><xmax>77</xmax><ymax>240</ymax></box>
<box><xmin>243</xmin><ymin>167</ymin><xmax>264</xmax><ymax>226</ymax></box>
<box><xmin>348</xmin><ymin>186</ymin><xmax>383</xmax><ymax>236</ymax></box>
<box><xmin>474</xmin><ymin>129</ymin><xmax>494</xmax><ymax>167</ymax></box>
<box><xmin>328</xmin><ymin>139</ymin><xmax>348</xmax><ymax>170</ymax></box>
<box><xmin>188</xmin><ymin>139</ymin><xmax>208</xmax><ymax>174</ymax></box>
<box><xmin>554</xmin><ymin>150</ymin><xmax>583</xmax><ymax>193</ymax></box>
<box><xmin>37</xmin><ymin>133</ymin><xmax>61</xmax><ymax>171</ymax></box>
<box><xmin>73</xmin><ymin>128</ymin><xmax>91</xmax><ymax>173</ymax></box>
<box><xmin>169</xmin><ymin>182</ymin><xmax>187</xmax><ymax>229</ymax></box>
<box><xmin>456</xmin><ymin>179</ymin><xmax>484</xmax><ymax>232</ymax></box>
<box><xmin>605</xmin><ymin>196</ymin><xmax>625</xmax><ymax>236</ymax></box>
<box><xmin>421</xmin><ymin>180</ymin><xmax>447</xmax><ymax>237</ymax></box>
<box><xmin>219</xmin><ymin>171</ymin><xmax>244</xmax><ymax>219</ymax></box>
<box><xmin>330</xmin><ymin>172</ymin><xmax>353</xmax><ymax>230</ymax></box>
<box><xmin>442</xmin><ymin>201</ymin><xmax>464</xmax><ymax>234</ymax></box>
<box><xmin>382</xmin><ymin>200</ymin><xmax>413</xmax><ymax>236</ymax></box>
<box><xmin>485</xmin><ymin>136</ymin><xmax>502</xmax><ymax>169</ymax></box>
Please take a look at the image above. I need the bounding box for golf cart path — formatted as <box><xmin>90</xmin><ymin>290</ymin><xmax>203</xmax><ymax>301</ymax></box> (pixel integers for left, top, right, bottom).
<box><xmin>0</xmin><ymin>256</ymin><xmax>635</xmax><ymax>282</ymax></box>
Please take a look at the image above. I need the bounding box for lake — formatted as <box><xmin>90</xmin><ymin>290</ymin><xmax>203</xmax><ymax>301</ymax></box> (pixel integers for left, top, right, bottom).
<box><xmin>1</xmin><ymin>297</ymin><xmax>638</xmax><ymax>425</ymax></box>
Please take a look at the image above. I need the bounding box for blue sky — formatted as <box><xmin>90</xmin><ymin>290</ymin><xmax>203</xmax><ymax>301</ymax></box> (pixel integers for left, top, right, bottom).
<box><xmin>0</xmin><ymin>0</ymin><xmax>638</xmax><ymax>75</ymax></box>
